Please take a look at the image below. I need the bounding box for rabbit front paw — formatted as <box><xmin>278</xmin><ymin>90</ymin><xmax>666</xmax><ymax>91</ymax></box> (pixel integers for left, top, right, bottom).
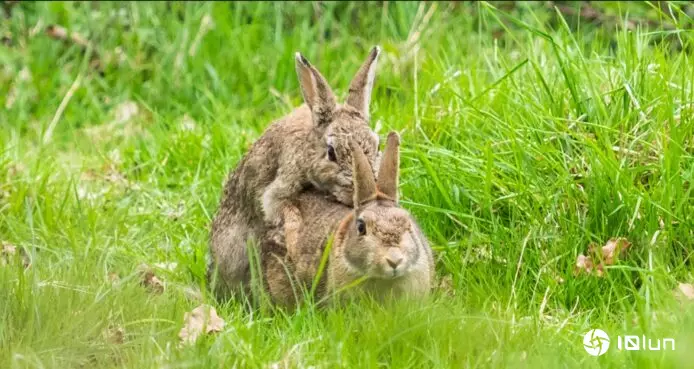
<box><xmin>262</xmin><ymin>191</ymin><xmax>284</xmax><ymax>227</ymax></box>
<box><xmin>266</xmin><ymin>225</ymin><xmax>285</xmax><ymax>247</ymax></box>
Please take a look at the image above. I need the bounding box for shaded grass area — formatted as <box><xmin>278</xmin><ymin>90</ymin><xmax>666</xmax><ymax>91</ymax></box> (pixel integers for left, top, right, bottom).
<box><xmin>1</xmin><ymin>2</ymin><xmax>693</xmax><ymax>368</ymax></box>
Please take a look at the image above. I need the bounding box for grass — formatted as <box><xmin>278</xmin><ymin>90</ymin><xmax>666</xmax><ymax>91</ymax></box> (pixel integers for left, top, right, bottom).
<box><xmin>1</xmin><ymin>1</ymin><xmax>694</xmax><ymax>368</ymax></box>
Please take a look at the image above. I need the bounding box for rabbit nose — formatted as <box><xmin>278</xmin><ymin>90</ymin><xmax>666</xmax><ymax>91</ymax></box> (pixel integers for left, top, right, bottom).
<box><xmin>386</xmin><ymin>254</ymin><xmax>403</xmax><ymax>269</ymax></box>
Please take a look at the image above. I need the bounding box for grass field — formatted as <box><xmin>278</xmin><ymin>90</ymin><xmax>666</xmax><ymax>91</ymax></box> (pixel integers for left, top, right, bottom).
<box><xmin>1</xmin><ymin>1</ymin><xmax>694</xmax><ymax>368</ymax></box>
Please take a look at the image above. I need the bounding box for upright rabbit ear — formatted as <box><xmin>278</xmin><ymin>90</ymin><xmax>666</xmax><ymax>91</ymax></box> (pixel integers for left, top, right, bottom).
<box><xmin>376</xmin><ymin>131</ymin><xmax>400</xmax><ymax>202</ymax></box>
<box><xmin>345</xmin><ymin>46</ymin><xmax>381</xmax><ymax>121</ymax></box>
<box><xmin>350</xmin><ymin>140</ymin><xmax>378</xmax><ymax>207</ymax></box>
<box><xmin>295</xmin><ymin>52</ymin><xmax>337</xmax><ymax>126</ymax></box>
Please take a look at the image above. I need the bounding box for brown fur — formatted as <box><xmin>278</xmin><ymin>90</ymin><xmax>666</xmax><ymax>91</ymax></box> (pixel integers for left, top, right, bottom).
<box><xmin>260</xmin><ymin>132</ymin><xmax>435</xmax><ymax>309</ymax></box>
<box><xmin>208</xmin><ymin>47</ymin><xmax>383</xmax><ymax>299</ymax></box>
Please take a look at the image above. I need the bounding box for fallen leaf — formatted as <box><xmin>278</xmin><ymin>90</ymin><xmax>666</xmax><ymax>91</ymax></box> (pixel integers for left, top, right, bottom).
<box><xmin>113</xmin><ymin>101</ymin><xmax>139</xmax><ymax>124</ymax></box>
<box><xmin>575</xmin><ymin>238</ymin><xmax>631</xmax><ymax>277</ymax></box>
<box><xmin>45</xmin><ymin>24</ymin><xmax>104</xmax><ymax>72</ymax></box>
<box><xmin>573</xmin><ymin>254</ymin><xmax>603</xmax><ymax>277</ymax></box>
<box><xmin>46</xmin><ymin>24</ymin><xmax>89</xmax><ymax>48</ymax></box>
<box><xmin>80</xmin><ymin>169</ymin><xmax>99</xmax><ymax>181</ymax></box>
<box><xmin>137</xmin><ymin>264</ymin><xmax>164</xmax><ymax>294</ymax></box>
<box><xmin>675</xmin><ymin>283</ymin><xmax>694</xmax><ymax>301</ymax></box>
<box><xmin>1</xmin><ymin>241</ymin><xmax>31</xmax><ymax>268</ymax></box>
<box><xmin>104</xmin><ymin>325</ymin><xmax>125</xmax><ymax>345</ymax></box>
<box><xmin>108</xmin><ymin>272</ymin><xmax>120</xmax><ymax>284</ymax></box>
<box><xmin>592</xmin><ymin>237</ymin><xmax>631</xmax><ymax>265</ymax></box>
<box><xmin>437</xmin><ymin>274</ymin><xmax>455</xmax><ymax>296</ymax></box>
<box><xmin>7</xmin><ymin>163</ymin><xmax>26</xmax><ymax>177</ymax></box>
<box><xmin>2</xmin><ymin>242</ymin><xmax>16</xmax><ymax>256</ymax></box>
<box><xmin>178</xmin><ymin>305</ymin><xmax>225</xmax><ymax>345</ymax></box>
<box><xmin>574</xmin><ymin>254</ymin><xmax>603</xmax><ymax>277</ymax></box>
<box><xmin>45</xmin><ymin>24</ymin><xmax>68</xmax><ymax>40</ymax></box>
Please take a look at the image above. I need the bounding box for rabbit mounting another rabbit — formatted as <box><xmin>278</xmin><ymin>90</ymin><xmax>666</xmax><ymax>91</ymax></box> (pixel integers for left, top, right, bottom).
<box><xmin>261</xmin><ymin>132</ymin><xmax>435</xmax><ymax>308</ymax></box>
<box><xmin>209</xmin><ymin>47</ymin><xmax>383</xmax><ymax>299</ymax></box>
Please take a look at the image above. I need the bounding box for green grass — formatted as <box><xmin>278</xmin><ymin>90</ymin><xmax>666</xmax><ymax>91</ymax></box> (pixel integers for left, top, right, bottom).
<box><xmin>1</xmin><ymin>1</ymin><xmax>694</xmax><ymax>368</ymax></box>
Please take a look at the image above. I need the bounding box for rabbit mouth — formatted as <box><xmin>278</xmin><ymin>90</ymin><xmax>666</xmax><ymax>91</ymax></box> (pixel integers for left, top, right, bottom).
<box><xmin>376</xmin><ymin>268</ymin><xmax>405</xmax><ymax>280</ymax></box>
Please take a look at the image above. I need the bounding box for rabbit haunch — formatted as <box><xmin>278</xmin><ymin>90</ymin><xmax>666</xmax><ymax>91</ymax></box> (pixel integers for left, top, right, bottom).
<box><xmin>262</xmin><ymin>132</ymin><xmax>435</xmax><ymax>308</ymax></box>
<box><xmin>208</xmin><ymin>47</ymin><xmax>383</xmax><ymax>300</ymax></box>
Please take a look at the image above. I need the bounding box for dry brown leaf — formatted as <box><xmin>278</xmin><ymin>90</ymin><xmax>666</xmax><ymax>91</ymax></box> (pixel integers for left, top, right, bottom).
<box><xmin>45</xmin><ymin>24</ymin><xmax>69</xmax><ymax>41</ymax></box>
<box><xmin>144</xmin><ymin>275</ymin><xmax>164</xmax><ymax>293</ymax></box>
<box><xmin>137</xmin><ymin>264</ymin><xmax>164</xmax><ymax>294</ymax></box>
<box><xmin>437</xmin><ymin>274</ymin><xmax>455</xmax><ymax>296</ymax></box>
<box><xmin>675</xmin><ymin>283</ymin><xmax>694</xmax><ymax>301</ymax></box>
<box><xmin>104</xmin><ymin>325</ymin><xmax>125</xmax><ymax>345</ymax></box>
<box><xmin>574</xmin><ymin>254</ymin><xmax>599</xmax><ymax>276</ymax></box>
<box><xmin>80</xmin><ymin>169</ymin><xmax>99</xmax><ymax>181</ymax></box>
<box><xmin>178</xmin><ymin>305</ymin><xmax>225</xmax><ymax>345</ymax></box>
<box><xmin>573</xmin><ymin>254</ymin><xmax>604</xmax><ymax>277</ymax></box>
<box><xmin>1</xmin><ymin>241</ymin><xmax>31</xmax><ymax>268</ymax></box>
<box><xmin>45</xmin><ymin>24</ymin><xmax>103</xmax><ymax>72</ymax></box>
<box><xmin>575</xmin><ymin>238</ymin><xmax>631</xmax><ymax>277</ymax></box>
<box><xmin>2</xmin><ymin>242</ymin><xmax>16</xmax><ymax>256</ymax></box>
<box><xmin>45</xmin><ymin>24</ymin><xmax>91</xmax><ymax>49</ymax></box>
<box><xmin>1</xmin><ymin>241</ymin><xmax>17</xmax><ymax>266</ymax></box>
<box><xmin>593</xmin><ymin>237</ymin><xmax>631</xmax><ymax>265</ymax></box>
<box><xmin>7</xmin><ymin>163</ymin><xmax>26</xmax><ymax>177</ymax></box>
<box><xmin>108</xmin><ymin>272</ymin><xmax>120</xmax><ymax>284</ymax></box>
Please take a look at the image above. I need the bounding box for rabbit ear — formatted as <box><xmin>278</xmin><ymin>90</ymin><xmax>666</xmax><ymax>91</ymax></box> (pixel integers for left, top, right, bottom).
<box><xmin>345</xmin><ymin>46</ymin><xmax>381</xmax><ymax>121</ymax></box>
<box><xmin>350</xmin><ymin>140</ymin><xmax>377</xmax><ymax>207</ymax></box>
<box><xmin>295</xmin><ymin>52</ymin><xmax>337</xmax><ymax>126</ymax></box>
<box><xmin>376</xmin><ymin>131</ymin><xmax>400</xmax><ymax>201</ymax></box>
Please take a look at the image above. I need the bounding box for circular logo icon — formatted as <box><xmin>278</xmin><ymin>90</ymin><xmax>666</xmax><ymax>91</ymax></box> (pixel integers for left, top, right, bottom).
<box><xmin>583</xmin><ymin>329</ymin><xmax>610</xmax><ymax>356</ymax></box>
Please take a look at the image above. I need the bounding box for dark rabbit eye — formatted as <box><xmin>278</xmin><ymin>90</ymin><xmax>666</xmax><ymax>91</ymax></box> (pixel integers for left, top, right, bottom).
<box><xmin>356</xmin><ymin>218</ymin><xmax>366</xmax><ymax>235</ymax></box>
<box><xmin>327</xmin><ymin>145</ymin><xmax>337</xmax><ymax>162</ymax></box>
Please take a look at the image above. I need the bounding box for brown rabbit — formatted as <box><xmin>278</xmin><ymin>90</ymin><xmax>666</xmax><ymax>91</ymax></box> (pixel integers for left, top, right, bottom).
<box><xmin>209</xmin><ymin>47</ymin><xmax>382</xmax><ymax>299</ymax></box>
<box><xmin>262</xmin><ymin>132</ymin><xmax>434</xmax><ymax>309</ymax></box>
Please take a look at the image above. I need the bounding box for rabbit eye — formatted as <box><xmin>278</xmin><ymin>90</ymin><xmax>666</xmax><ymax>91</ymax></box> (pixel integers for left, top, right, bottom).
<box><xmin>327</xmin><ymin>145</ymin><xmax>337</xmax><ymax>162</ymax></box>
<box><xmin>356</xmin><ymin>218</ymin><xmax>366</xmax><ymax>235</ymax></box>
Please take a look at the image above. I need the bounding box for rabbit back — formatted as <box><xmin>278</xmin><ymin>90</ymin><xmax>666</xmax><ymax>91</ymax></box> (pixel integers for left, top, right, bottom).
<box><xmin>208</xmin><ymin>107</ymin><xmax>314</xmax><ymax>298</ymax></box>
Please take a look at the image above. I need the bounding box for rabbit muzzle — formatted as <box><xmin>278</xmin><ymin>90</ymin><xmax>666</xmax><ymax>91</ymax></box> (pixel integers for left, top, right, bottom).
<box><xmin>377</xmin><ymin>247</ymin><xmax>407</xmax><ymax>279</ymax></box>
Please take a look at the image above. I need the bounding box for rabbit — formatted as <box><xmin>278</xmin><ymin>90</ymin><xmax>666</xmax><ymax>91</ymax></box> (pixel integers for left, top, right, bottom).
<box><xmin>261</xmin><ymin>132</ymin><xmax>435</xmax><ymax>309</ymax></box>
<box><xmin>208</xmin><ymin>47</ymin><xmax>383</xmax><ymax>300</ymax></box>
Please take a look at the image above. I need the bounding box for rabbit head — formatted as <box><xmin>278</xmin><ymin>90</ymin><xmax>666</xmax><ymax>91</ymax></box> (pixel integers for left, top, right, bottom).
<box><xmin>337</xmin><ymin>132</ymin><xmax>428</xmax><ymax>282</ymax></box>
<box><xmin>295</xmin><ymin>47</ymin><xmax>382</xmax><ymax>206</ymax></box>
